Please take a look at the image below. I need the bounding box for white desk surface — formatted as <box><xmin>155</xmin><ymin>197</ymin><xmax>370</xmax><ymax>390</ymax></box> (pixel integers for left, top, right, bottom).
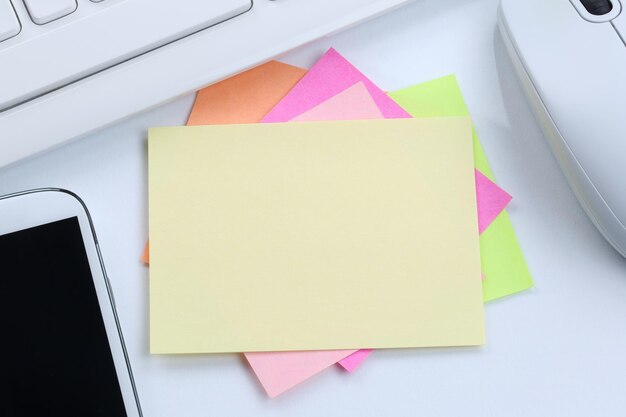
<box><xmin>2</xmin><ymin>0</ymin><xmax>626</xmax><ymax>415</ymax></box>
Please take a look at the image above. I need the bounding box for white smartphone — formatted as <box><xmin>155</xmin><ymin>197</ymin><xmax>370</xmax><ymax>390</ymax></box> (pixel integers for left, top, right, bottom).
<box><xmin>0</xmin><ymin>189</ymin><xmax>142</xmax><ymax>416</ymax></box>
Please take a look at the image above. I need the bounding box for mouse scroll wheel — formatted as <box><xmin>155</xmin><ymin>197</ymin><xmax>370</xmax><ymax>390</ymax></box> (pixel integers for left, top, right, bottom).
<box><xmin>579</xmin><ymin>0</ymin><xmax>614</xmax><ymax>15</ymax></box>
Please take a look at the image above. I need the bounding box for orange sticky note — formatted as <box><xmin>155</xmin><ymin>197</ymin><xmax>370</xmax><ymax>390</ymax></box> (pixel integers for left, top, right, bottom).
<box><xmin>142</xmin><ymin>61</ymin><xmax>306</xmax><ymax>264</ymax></box>
<box><xmin>140</xmin><ymin>242</ymin><xmax>150</xmax><ymax>264</ymax></box>
<box><xmin>187</xmin><ymin>60</ymin><xmax>307</xmax><ymax>126</ymax></box>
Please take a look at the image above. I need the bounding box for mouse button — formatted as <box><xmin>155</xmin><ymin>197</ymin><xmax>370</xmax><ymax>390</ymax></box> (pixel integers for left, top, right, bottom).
<box><xmin>571</xmin><ymin>0</ymin><xmax>622</xmax><ymax>22</ymax></box>
<box><xmin>579</xmin><ymin>0</ymin><xmax>613</xmax><ymax>15</ymax></box>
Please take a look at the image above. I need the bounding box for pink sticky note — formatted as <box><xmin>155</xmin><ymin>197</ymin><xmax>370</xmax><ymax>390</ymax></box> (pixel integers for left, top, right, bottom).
<box><xmin>262</xmin><ymin>48</ymin><xmax>411</xmax><ymax>122</ymax></box>
<box><xmin>475</xmin><ymin>170</ymin><xmax>512</xmax><ymax>234</ymax></box>
<box><xmin>246</xmin><ymin>350</ymin><xmax>355</xmax><ymax>398</ymax></box>
<box><xmin>245</xmin><ymin>82</ymin><xmax>383</xmax><ymax>398</ymax></box>
<box><xmin>291</xmin><ymin>82</ymin><xmax>383</xmax><ymax>122</ymax></box>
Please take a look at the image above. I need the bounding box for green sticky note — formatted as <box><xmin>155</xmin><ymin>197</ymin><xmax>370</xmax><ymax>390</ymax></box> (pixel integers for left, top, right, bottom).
<box><xmin>389</xmin><ymin>75</ymin><xmax>533</xmax><ymax>301</ymax></box>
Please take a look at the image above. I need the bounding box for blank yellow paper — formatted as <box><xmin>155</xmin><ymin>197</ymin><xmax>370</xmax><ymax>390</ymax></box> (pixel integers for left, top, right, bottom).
<box><xmin>149</xmin><ymin>118</ymin><xmax>484</xmax><ymax>354</ymax></box>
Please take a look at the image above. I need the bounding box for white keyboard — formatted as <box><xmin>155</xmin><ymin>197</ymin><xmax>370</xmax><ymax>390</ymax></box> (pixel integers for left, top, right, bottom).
<box><xmin>0</xmin><ymin>0</ymin><xmax>252</xmax><ymax>111</ymax></box>
<box><xmin>0</xmin><ymin>0</ymin><xmax>412</xmax><ymax>168</ymax></box>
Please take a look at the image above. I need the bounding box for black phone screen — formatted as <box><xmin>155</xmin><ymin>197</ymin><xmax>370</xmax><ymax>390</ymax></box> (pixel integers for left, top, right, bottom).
<box><xmin>0</xmin><ymin>217</ymin><xmax>129</xmax><ymax>417</ymax></box>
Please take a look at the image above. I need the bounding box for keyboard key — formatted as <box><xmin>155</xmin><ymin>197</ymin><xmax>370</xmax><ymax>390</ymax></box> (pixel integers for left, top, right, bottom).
<box><xmin>23</xmin><ymin>0</ymin><xmax>77</xmax><ymax>25</ymax></box>
<box><xmin>0</xmin><ymin>0</ymin><xmax>20</xmax><ymax>42</ymax></box>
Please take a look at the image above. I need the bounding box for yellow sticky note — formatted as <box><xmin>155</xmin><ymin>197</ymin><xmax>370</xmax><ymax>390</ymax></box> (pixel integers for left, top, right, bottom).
<box><xmin>149</xmin><ymin>118</ymin><xmax>484</xmax><ymax>354</ymax></box>
<box><xmin>388</xmin><ymin>76</ymin><xmax>533</xmax><ymax>301</ymax></box>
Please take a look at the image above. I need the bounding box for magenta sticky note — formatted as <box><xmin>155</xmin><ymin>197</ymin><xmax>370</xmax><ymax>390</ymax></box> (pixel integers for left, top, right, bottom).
<box><xmin>337</xmin><ymin>349</ymin><xmax>373</xmax><ymax>372</ymax></box>
<box><xmin>475</xmin><ymin>169</ymin><xmax>512</xmax><ymax>234</ymax></box>
<box><xmin>261</xmin><ymin>48</ymin><xmax>411</xmax><ymax>122</ymax></box>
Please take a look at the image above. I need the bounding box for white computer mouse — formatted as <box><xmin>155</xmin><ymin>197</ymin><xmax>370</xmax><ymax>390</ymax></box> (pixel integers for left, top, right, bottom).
<box><xmin>498</xmin><ymin>0</ymin><xmax>626</xmax><ymax>256</ymax></box>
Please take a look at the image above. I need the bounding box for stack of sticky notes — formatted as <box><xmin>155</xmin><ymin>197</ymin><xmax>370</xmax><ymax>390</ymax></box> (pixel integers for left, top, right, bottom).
<box><xmin>144</xmin><ymin>48</ymin><xmax>533</xmax><ymax>398</ymax></box>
